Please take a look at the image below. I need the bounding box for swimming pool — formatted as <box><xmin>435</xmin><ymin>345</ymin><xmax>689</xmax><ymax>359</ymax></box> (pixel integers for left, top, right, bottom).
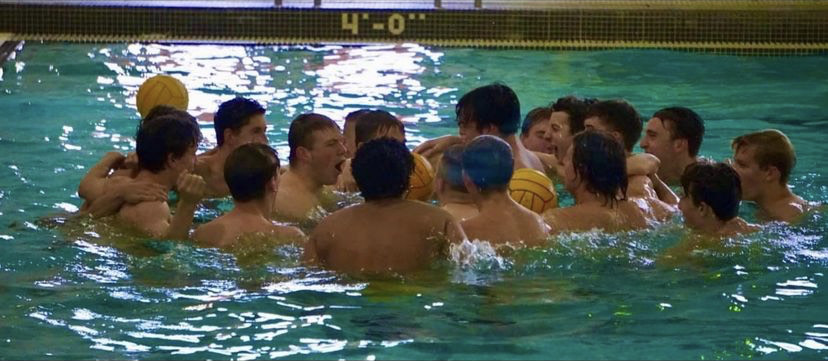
<box><xmin>1</xmin><ymin>42</ymin><xmax>827</xmax><ymax>359</ymax></box>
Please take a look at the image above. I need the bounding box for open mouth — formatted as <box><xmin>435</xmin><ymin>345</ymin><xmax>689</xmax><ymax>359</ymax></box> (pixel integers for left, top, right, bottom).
<box><xmin>334</xmin><ymin>160</ymin><xmax>345</xmax><ymax>173</ymax></box>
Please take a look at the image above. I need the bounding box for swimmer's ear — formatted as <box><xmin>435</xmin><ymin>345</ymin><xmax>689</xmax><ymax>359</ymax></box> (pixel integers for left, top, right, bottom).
<box><xmin>672</xmin><ymin>138</ymin><xmax>688</xmax><ymax>153</ymax></box>
<box><xmin>296</xmin><ymin>146</ymin><xmax>312</xmax><ymax>163</ymax></box>
<box><xmin>223</xmin><ymin>128</ymin><xmax>239</xmax><ymax>146</ymax></box>
<box><xmin>267</xmin><ymin>171</ymin><xmax>280</xmax><ymax>193</ymax></box>
<box><xmin>698</xmin><ymin>201</ymin><xmax>712</xmax><ymax>218</ymax></box>
<box><xmin>763</xmin><ymin>165</ymin><xmax>781</xmax><ymax>183</ymax></box>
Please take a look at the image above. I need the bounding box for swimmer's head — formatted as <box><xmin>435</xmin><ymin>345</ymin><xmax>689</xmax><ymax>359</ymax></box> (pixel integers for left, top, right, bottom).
<box><xmin>461</xmin><ymin>135</ymin><xmax>514</xmax><ymax>195</ymax></box>
<box><xmin>456</xmin><ymin>83</ymin><xmax>521</xmax><ymax>143</ymax></box>
<box><xmin>546</xmin><ymin>96</ymin><xmax>596</xmax><ymax>159</ymax></box>
<box><xmin>354</xmin><ymin>110</ymin><xmax>405</xmax><ymax>148</ymax></box>
<box><xmin>680</xmin><ymin>161</ymin><xmax>742</xmax><ymax>227</ymax></box>
<box><xmin>136</xmin><ymin>112</ymin><xmax>201</xmax><ymax>174</ymax></box>
<box><xmin>224</xmin><ymin>143</ymin><xmax>280</xmax><ymax>203</ymax></box>
<box><xmin>214</xmin><ymin>97</ymin><xmax>267</xmax><ymax>148</ymax></box>
<box><xmin>143</xmin><ymin>105</ymin><xmax>188</xmax><ymax>124</ymax></box>
<box><xmin>643</xmin><ymin>107</ymin><xmax>705</xmax><ymax>159</ymax></box>
<box><xmin>287</xmin><ymin>114</ymin><xmax>346</xmax><ymax>186</ymax></box>
<box><xmin>352</xmin><ymin>138</ymin><xmax>413</xmax><ymax>201</ymax></box>
<box><xmin>584</xmin><ymin>99</ymin><xmax>642</xmax><ymax>153</ymax></box>
<box><xmin>437</xmin><ymin>144</ymin><xmax>468</xmax><ymax>194</ymax></box>
<box><xmin>343</xmin><ymin>108</ymin><xmax>370</xmax><ymax>158</ymax></box>
<box><xmin>731</xmin><ymin>129</ymin><xmax>795</xmax><ymax>185</ymax></box>
<box><xmin>565</xmin><ymin>130</ymin><xmax>628</xmax><ymax>206</ymax></box>
<box><xmin>520</xmin><ymin>106</ymin><xmax>553</xmax><ymax>153</ymax></box>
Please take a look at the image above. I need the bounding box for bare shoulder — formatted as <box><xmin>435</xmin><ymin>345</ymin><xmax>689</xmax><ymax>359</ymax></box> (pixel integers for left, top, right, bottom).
<box><xmin>193</xmin><ymin>220</ymin><xmax>227</xmax><ymax>246</ymax></box>
<box><xmin>119</xmin><ymin>200</ymin><xmax>169</xmax><ymax>221</ymax></box>
<box><xmin>271</xmin><ymin>223</ymin><xmax>306</xmax><ymax>239</ymax></box>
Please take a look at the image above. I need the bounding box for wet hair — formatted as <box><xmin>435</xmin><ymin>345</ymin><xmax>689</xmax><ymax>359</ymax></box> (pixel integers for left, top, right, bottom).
<box><xmin>585</xmin><ymin>99</ymin><xmax>642</xmax><ymax>152</ymax></box>
<box><xmin>287</xmin><ymin>113</ymin><xmax>339</xmax><ymax>167</ymax></box>
<box><xmin>224</xmin><ymin>143</ymin><xmax>280</xmax><ymax>203</ymax></box>
<box><xmin>456</xmin><ymin>83</ymin><xmax>521</xmax><ymax>136</ymax></box>
<box><xmin>143</xmin><ymin>105</ymin><xmax>186</xmax><ymax>124</ymax></box>
<box><xmin>652</xmin><ymin>106</ymin><xmax>705</xmax><ymax>157</ymax></box>
<box><xmin>135</xmin><ymin>112</ymin><xmax>202</xmax><ymax>173</ymax></box>
<box><xmin>570</xmin><ymin>130</ymin><xmax>628</xmax><ymax>206</ymax></box>
<box><xmin>520</xmin><ymin>106</ymin><xmax>552</xmax><ymax>136</ymax></box>
<box><xmin>354</xmin><ymin>109</ymin><xmax>405</xmax><ymax>146</ymax></box>
<box><xmin>461</xmin><ymin>135</ymin><xmax>514</xmax><ymax>194</ymax></box>
<box><xmin>731</xmin><ymin>129</ymin><xmax>796</xmax><ymax>184</ymax></box>
<box><xmin>438</xmin><ymin>144</ymin><xmax>468</xmax><ymax>193</ymax></box>
<box><xmin>351</xmin><ymin>138</ymin><xmax>413</xmax><ymax>201</ymax></box>
<box><xmin>681</xmin><ymin>161</ymin><xmax>742</xmax><ymax>221</ymax></box>
<box><xmin>214</xmin><ymin>97</ymin><xmax>266</xmax><ymax>146</ymax></box>
<box><xmin>550</xmin><ymin>96</ymin><xmax>596</xmax><ymax>134</ymax></box>
<box><xmin>344</xmin><ymin>109</ymin><xmax>370</xmax><ymax>126</ymax></box>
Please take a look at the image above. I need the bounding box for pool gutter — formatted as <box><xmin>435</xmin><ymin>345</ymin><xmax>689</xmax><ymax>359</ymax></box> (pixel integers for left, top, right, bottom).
<box><xmin>0</xmin><ymin>1</ymin><xmax>826</xmax><ymax>54</ymax></box>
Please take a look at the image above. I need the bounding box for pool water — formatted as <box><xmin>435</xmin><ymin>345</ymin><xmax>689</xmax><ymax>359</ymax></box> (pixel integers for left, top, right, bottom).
<box><xmin>1</xmin><ymin>42</ymin><xmax>827</xmax><ymax>359</ymax></box>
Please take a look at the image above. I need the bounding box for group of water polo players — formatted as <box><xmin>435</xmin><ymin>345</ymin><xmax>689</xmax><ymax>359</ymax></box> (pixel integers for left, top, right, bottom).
<box><xmin>76</xmin><ymin>75</ymin><xmax>818</xmax><ymax>273</ymax></box>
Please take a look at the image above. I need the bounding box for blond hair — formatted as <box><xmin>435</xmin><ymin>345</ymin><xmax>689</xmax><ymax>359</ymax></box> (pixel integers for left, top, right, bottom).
<box><xmin>732</xmin><ymin>129</ymin><xmax>796</xmax><ymax>184</ymax></box>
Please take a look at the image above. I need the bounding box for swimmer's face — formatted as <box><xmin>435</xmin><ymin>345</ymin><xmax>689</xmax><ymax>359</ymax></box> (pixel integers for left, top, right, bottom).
<box><xmin>731</xmin><ymin>145</ymin><xmax>763</xmax><ymax>201</ymax></box>
<box><xmin>561</xmin><ymin>144</ymin><xmax>579</xmax><ymax>194</ymax></box>
<box><xmin>545</xmin><ymin>111</ymin><xmax>572</xmax><ymax>159</ymax></box>
<box><xmin>228</xmin><ymin>113</ymin><xmax>268</xmax><ymax>148</ymax></box>
<box><xmin>308</xmin><ymin>127</ymin><xmax>347</xmax><ymax>186</ymax></box>
<box><xmin>171</xmin><ymin>144</ymin><xmax>198</xmax><ymax>175</ymax></box>
<box><xmin>679</xmin><ymin>191</ymin><xmax>706</xmax><ymax>230</ymax></box>
<box><xmin>457</xmin><ymin>110</ymin><xmax>484</xmax><ymax>144</ymax></box>
<box><xmin>521</xmin><ymin>118</ymin><xmax>552</xmax><ymax>154</ymax></box>
<box><xmin>640</xmin><ymin>117</ymin><xmax>676</xmax><ymax>163</ymax></box>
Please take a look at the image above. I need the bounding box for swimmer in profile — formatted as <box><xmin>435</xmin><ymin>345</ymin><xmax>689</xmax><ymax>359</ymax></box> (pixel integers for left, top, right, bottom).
<box><xmin>541</xmin><ymin>95</ymin><xmax>660</xmax><ymax>180</ymax></box>
<box><xmin>460</xmin><ymin>135</ymin><xmax>549</xmax><ymax>247</ymax></box>
<box><xmin>640</xmin><ymin>106</ymin><xmax>705</xmax><ymax>185</ymax></box>
<box><xmin>117</xmin><ymin>112</ymin><xmax>206</xmax><ymax>239</ymax></box>
<box><xmin>342</xmin><ymin>108</ymin><xmax>371</xmax><ymax>159</ymax></box>
<box><xmin>414</xmin><ymin>83</ymin><xmax>545</xmax><ymax>173</ymax></box>
<box><xmin>543</xmin><ymin>130</ymin><xmax>649</xmax><ymax>233</ymax></box>
<box><xmin>730</xmin><ymin>129</ymin><xmax>815</xmax><ymax>223</ymax></box>
<box><xmin>584</xmin><ymin>99</ymin><xmax>678</xmax><ymax>221</ymax></box>
<box><xmin>336</xmin><ymin>110</ymin><xmax>407</xmax><ymax>192</ymax></box>
<box><xmin>435</xmin><ymin>144</ymin><xmax>478</xmax><ymax>222</ymax></box>
<box><xmin>678</xmin><ymin>161</ymin><xmax>759</xmax><ymax>236</ymax></box>
<box><xmin>193</xmin><ymin>143</ymin><xmax>304</xmax><ymax>248</ymax></box>
<box><xmin>195</xmin><ymin>97</ymin><xmax>269</xmax><ymax>198</ymax></box>
<box><xmin>304</xmin><ymin>138</ymin><xmax>466</xmax><ymax>273</ymax></box>
<box><xmin>272</xmin><ymin>113</ymin><xmax>347</xmax><ymax>221</ymax></box>
<box><xmin>77</xmin><ymin>105</ymin><xmax>187</xmax><ymax>218</ymax></box>
<box><xmin>520</xmin><ymin>106</ymin><xmax>554</xmax><ymax>154</ymax></box>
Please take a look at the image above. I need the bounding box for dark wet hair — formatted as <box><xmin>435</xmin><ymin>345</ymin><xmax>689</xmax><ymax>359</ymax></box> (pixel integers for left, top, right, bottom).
<box><xmin>652</xmin><ymin>106</ymin><xmax>705</xmax><ymax>157</ymax></box>
<box><xmin>136</xmin><ymin>112</ymin><xmax>201</xmax><ymax>173</ymax></box>
<box><xmin>520</xmin><ymin>106</ymin><xmax>552</xmax><ymax>136</ymax></box>
<box><xmin>456</xmin><ymin>83</ymin><xmax>521</xmax><ymax>136</ymax></box>
<box><xmin>344</xmin><ymin>109</ymin><xmax>370</xmax><ymax>125</ymax></box>
<box><xmin>214</xmin><ymin>97</ymin><xmax>266</xmax><ymax>146</ymax></box>
<box><xmin>550</xmin><ymin>95</ymin><xmax>596</xmax><ymax>134</ymax></box>
<box><xmin>143</xmin><ymin>105</ymin><xmax>186</xmax><ymax>124</ymax></box>
<box><xmin>351</xmin><ymin>138</ymin><xmax>413</xmax><ymax>201</ymax></box>
<box><xmin>354</xmin><ymin>109</ymin><xmax>405</xmax><ymax>146</ymax></box>
<box><xmin>681</xmin><ymin>161</ymin><xmax>742</xmax><ymax>221</ymax></box>
<box><xmin>224</xmin><ymin>143</ymin><xmax>280</xmax><ymax>203</ymax></box>
<box><xmin>571</xmin><ymin>130</ymin><xmax>628</xmax><ymax>206</ymax></box>
<box><xmin>438</xmin><ymin>144</ymin><xmax>467</xmax><ymax>193</ymax></box>
<box><xmin>461</xmin><ymin>135</ymin><xmax>514</xmax><ymax>194</ymax></box>
<box><xmin>287</xmin><ymin>113</ymin><xmax>339</xmax><ymax>167</ymax></box>
<box><xmin>586</xmin><ymin>99</ymin><xmax>642</xmax><ymax>152</ymax></box>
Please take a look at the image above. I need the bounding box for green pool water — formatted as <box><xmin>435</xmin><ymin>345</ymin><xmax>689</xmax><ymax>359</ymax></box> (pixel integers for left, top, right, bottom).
<box><xmin>0</xmin><ymin>42</ymin><xmax>827</xmax><ymax>360</ymax></box>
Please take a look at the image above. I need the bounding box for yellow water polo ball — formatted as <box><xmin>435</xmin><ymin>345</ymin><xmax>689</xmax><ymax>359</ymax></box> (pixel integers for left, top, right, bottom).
<box><xmin>509</xmin><ymin>168</ymin><xmax>558</xmax><ymax>214</ymax></box>
<box><xmin>405</xmin><ymin>152</ymin><xmax>435</xmax><ymax>201</ymax></box>
<box><xmin>136</xmin><ymin>74</ymin><xmax>189</xmax><ymax>119</ymax></box>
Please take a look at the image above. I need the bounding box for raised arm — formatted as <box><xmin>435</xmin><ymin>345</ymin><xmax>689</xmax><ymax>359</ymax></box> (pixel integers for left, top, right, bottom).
<box><xmin>78</xmin><ymin>151</ymin><xmax>126</xmax><ymax>202</ymax></box>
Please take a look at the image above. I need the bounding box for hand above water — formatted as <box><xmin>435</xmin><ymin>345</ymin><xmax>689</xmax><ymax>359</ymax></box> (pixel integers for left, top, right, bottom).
<box><xmin>176</xmin><ymin>171</ymin><xmax>207</xmax><ymax>204</ymax></box>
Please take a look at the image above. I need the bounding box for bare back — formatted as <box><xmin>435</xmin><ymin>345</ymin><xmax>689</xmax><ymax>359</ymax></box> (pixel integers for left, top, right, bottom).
<box><xmin>193</xmin><ymin>212</ymin><xmax>304</xmax><ymax>248</ymax></box>
<box><xmin>306</xmin><ymin>199</ymin><xmax>465</xmax><ymax>273</ymax></box>
<box><xmin>543</xmin><ymin>200</ymin><xmax>649</xmax><ymax>234</ymax></box>
<box><xmin>461</xmin><ymin>201</ymin><xmax>549</xmax><ymax>247</ymax></box>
